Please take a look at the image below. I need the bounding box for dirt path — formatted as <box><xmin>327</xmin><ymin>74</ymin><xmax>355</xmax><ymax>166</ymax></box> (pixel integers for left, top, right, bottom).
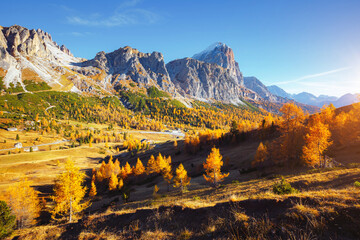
<box><xmin>0</xmin><ymin>139</ymin><xmax>69</xmax><ymax>152</ymax></box>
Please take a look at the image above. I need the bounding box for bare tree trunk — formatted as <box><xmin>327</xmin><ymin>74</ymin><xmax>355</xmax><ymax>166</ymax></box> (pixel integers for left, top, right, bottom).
<box><xmin>318</xmin><ymin>142</ymin><xmax>321</xmax><ymax>168</ymax></box>
<box><xmin>180</xmin><ymin>178</ymin><xmax>183</xmax><ymax>194</ymax></box>
<box><xmin>213</xmin><ymin>166</ymin><xmax>217</xmax><ymax>188</ymax></box>
<box><xmin>69</xmin><ymin>196</ymin><xmax>72</xmax><ymax>223</ymax></box>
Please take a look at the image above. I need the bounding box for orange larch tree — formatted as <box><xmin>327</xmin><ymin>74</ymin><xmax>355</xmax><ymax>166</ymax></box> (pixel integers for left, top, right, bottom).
<box><xmin>6</xmin><ymin>178</ymin><xmax>41</xmax><ymax>228</ymax></box>
<box><xmin>146</xmin><ymin>155</ymin><xmax>159</xmax><ymax>174</ymax></box>
<box><xmin>159</xmin><ymin>155</ymin><xmax>173</xmax><ymax>191</ymax></box>
<box><xmin>51</xmin><ymin>159</ymin><xmax>90</xmax><ymax>223</ymax></box>
<box><xmin>302</xmin><ymin>115</ymin><xmax>332</xmax><ymax>168</ymax></box>
<box><xmin>252</xmin><ymin>142</ymin><xmax>268</xmax><ymax>168</ymax></box>
<box><xmin>133</xmin><ymin>158</ymin><xmax>145</xmax><ymax>176</ymax></box>
<box><xmin>279</xmin><ymin>103</ymin><xmax>305</xmax><ymax>164</ymax></box>
<box><xmin>114</xmin><ymin>159</ymin><xmax>121</xmax><ymax>175</ymax></box>
<box><xmin>89</xmin><ymin>179</ymin><xmax>97</xmax><ymax>198</ymax></box>
<box><xmin>123</xmin><ymin>162</ymin><xmax>133</xmax><ymax>177</ymax></box>
<box><xmin>108</xmin><ymin>173</ymin><xmax>119</xmax><ymax>191</ymax></box>
<box><xmin>173</xmin><ymin>163</ymin><xmax>191</xmax><ymax>193</ymax></box>
<box><xmin>203</xmin><ymin>147</ymin><xmax>229</xmax><ymax>187</ymax></box>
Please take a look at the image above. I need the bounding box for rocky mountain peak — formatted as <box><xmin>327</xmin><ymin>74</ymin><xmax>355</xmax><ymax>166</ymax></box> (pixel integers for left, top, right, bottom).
<box><xmin>0</xmin><ymin>25</ymin><xmax>48</xmax><ymax>58</ymax></box>
<box><xmin>0</xmin><ymin>25</ymin><xmax>81</xmax><ymax>92</ymax></box>
<box><xmin>60</xmin><ymin>45</ymin><xmax>73</xmax><ymax>57</ymax></box>
<box><xmin>192</xmin><ymin>42</ymin><xmax>243</xmax><ymax>85</ymax></box>
<box><xmin>81</xmin><ymin>46</ymin><xmax>175</xmax><ymax>93</ymax></box>
<box><xmin>166</xmin><ymin>57</ymin><xmax>251</xmax><ymax>103</ymax></box>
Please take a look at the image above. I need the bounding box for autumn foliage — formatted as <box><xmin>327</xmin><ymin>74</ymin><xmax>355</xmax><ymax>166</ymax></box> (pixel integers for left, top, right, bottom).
<box><xmin>252</xmin><ymin>142</ymin><xmax>268</xmax><ymax>168</ymax></box>
<box><xmin>51</xmin><ymin>159</ymin><xmax>90</xmax><ymax>222</ymax></box>
<box><xmin>173</xmin><ymin>164</ymin><xmax>191</xmax><ymax>193</ymax></box>
<box><xmin>302</xmin><ymin>115</ymin><xmax>332</xmax><ymax>167</ymax></box>
<box><xmin>6</xmin><ymin>178</ymin><xmax>41</xmax><ymax>228</ymax></box>
<box><xmin>203</xmin><ymin>147</ymin><xmax>229</xmax><ymax>187</ymax></box>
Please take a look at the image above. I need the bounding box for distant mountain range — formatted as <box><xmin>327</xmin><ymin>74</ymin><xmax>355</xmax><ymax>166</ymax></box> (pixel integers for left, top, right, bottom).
<box><xmin>267</xmin><ymin>85</ymin><xmax>359</xmax><ymax>108</ymax></box>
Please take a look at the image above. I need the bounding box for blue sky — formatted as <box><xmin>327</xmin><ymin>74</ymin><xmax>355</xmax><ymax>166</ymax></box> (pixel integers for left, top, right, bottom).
<box><xmin>1</xmin><ymin>0</ymin><xmax>360</xmax><ymax>97</ymax></box>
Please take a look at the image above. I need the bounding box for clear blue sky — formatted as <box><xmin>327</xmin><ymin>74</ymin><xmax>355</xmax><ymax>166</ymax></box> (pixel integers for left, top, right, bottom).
<box><xmin>2</xmin><ymin>0</ymin><xmax>360</xmax><ymax>97</ymax></box>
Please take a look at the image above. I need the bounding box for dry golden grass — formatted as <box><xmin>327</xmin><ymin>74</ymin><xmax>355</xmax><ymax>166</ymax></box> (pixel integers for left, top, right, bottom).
<box><xmin>106</xmin><ymin>167</ymin><xmax>360</xmax><ymax>217</ymax></box>
<box><xmin>0</xmin><ymin>67</ymin><xmax>6</xmax><ymax>77</ymax></box>
<box><xmin>21</xmin><ymin>68</ymin><xmax>43</xmax><ymax>82</ymax></box>
<box><xmin>140</xmin><ymin>230</ymin><xmax>173</xmax><ymax>240</ymax></box>
<box><xmin>0</xmin><ymin>146</ymin><xmax>103</xmax><ymax>198</ymax></box>
<box><xmin>11</xmin><ymin>225</ymin><xmax>64</xmax><ymax>240</ymax></box>
<box><xmin>0</xmin><ymin>128</ymin><xmax>64</xmax><ymax>151</ymax></box>
<box><xmin>78</xmin><ymin>230</ymin><xmax>123</xmax><ymax>240</ymax></box>
<box><xmin>293</xmin><ymin>203</ymin><xmax>320</xmax><ymax>218</ymax></box>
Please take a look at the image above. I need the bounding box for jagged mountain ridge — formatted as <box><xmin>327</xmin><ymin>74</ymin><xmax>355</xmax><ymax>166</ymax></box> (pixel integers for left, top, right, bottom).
<box><xmin>0</xmin><ymin>25</ymin><xmax>86</xmax><ymax>93</ymax></box>
<box><xmin>80</xmin><ymin>46</ymin><xmax>176</xmax><ymax>94</ymax></box>
<box><xmin>0</xmin><ymin>25</ymin><xmax>325</xmax><ymax>113</ymax></box>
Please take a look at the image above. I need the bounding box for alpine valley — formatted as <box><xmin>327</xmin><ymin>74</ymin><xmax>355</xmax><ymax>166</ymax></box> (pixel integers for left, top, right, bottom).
<box><xmin>2</xmin><ymin>24</ymin><xmax>360</xmax><ymax>240</ymax></box>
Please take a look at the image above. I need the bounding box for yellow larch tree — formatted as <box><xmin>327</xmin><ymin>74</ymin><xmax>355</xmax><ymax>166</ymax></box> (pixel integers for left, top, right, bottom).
<box><xmin>6</xmin><ymin>178</ymin><xmax>41</xmax><ymax>228</ymax></box>
<box><xmin>252</xmin><ymin>142</ymin><xmax>268</xmax><ymax>168</ymax></box>
<box><xmin>123</xmin><ymin>162</ymin><xmax>133</xmax><ymax>177</ymax></box>
<box><xmin>146</xmin><ymin>155</ymin><xmax>158</xmax><ymax>174</ymax></box>
<box><xmin>51</xmin><ymin>159</ymin><xmax>90</xmax><ymax>223</ymax></box>
<box><xmin>133</xmin><ymin>158</ymin><xmax>145</xmax><ymax>176</ymax></box>
<box><xmin>114</xmin><ymin>159</ymin><xmax>121</xmax><ymax>175</ymax></box>
<box><xmin>109</xmin><ymin>173</ymin><xmax>119</xmax><ymax>191</ymax></box>
<box><xmin>89</xmin><ymin>179</ymin><xmax>97</xmax><ymax>198</ymax></box>
<box><xmin>173</xmin><ymin>163</ymin><xmax>191</xmax><ymax>193</ymax></box>
<box><xmin>159</xmin><ymin>156</ymin><xmax>173</xmax><ymax>191</ymax></box>
<box><xmin>155</xmin><ymin>153</ymin><xmax>165</xmax><ymax>173</ymax></box>
<box><xmin>203</xmin><ymin>147</ymin><xmax>229</xmax><ymax>187</ymax></box>
<box><xmin>104</xmin><ymin>157</ymin><xmax>114</xmax><ymax>179</ymax></box>
<box><xmin>119</xmin><ymin>166</ymin><xmax>126</xmax><ymax>179</ymax></box>
<box><xmin>97</xmin><ymin>161</ymin><xmax>106</xmax><ymax>182</ymax></box>
<box><xmin>118</xmin><ymin>178</ymin><xmax>124</xmax><ymax>189</ymax></box>
<box><xmin>279</xmin><ymin>103</ymin><xmax>305</xmax><ymax>164</ymax></box>
<box><xmin>302</xmin><ymin>115</ymin><xmax>332</xmax><ymax>168</ymax></box>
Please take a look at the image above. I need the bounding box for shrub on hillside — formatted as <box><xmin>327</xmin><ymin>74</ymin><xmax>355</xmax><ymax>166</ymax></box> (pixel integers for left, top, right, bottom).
<box><xmin>354</xmin><ymin>181</ymin><xmax>360</xmax><ymax>188</ymax></box>
<box><xmin>272</xmin><ymin>177</ymin><xmax>298</xmax><ymax>195</ymax></box>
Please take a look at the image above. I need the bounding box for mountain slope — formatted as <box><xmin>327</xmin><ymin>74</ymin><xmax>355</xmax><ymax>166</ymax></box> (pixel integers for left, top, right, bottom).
<box><xmin>243</xmin><ymin>77</ymin><xmax>279</xmax><ymax>102</ymax></box>
<box><xmin>267</xmin><ymin>85</ymin><xmax>293</xmax><ymax>99</ymax></box>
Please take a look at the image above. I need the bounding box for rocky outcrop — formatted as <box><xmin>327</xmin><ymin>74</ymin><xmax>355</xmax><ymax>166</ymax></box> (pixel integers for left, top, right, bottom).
<box><xmin>60</xmin><ymin>45</ymin><xmax>73</xmax><ymax>57</ymax></box>
<box><xmin>0</xmin><ymin>25</ymin><xmax>75</xmax><ymax>62</ymax></box>
<box><xmin>0</xmin><ymin>25</ymin><xmax>48</xmax><ymax>58</ymax></box>
<box><xmin>0</xmin><ymin>25</ymin><xmax>82</xmax><ymax>92</ymax></box>
<box><xmin>166</xmin><ymin>57</ymin><xmax>248</xmax><ymax>103</ymax></box>
<box><xmin>193</xmin><ymin>42</ymin><xmax>243</xmax><ymax>85</ymax></box>
<box><xmin>81</xmin><ymin>46</ymin><xmax>175</xmax><ymax>93</ymax></box>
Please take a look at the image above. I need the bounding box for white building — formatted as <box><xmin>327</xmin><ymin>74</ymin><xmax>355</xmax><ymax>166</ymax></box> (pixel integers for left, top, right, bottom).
<box><xmin>14</xmin><ymin>142</ymin><xmax>22</xmax><ymax>148</ymax></box>
<box><xmin>24</xmin><ymin>146</ymin><xmax>39</xmax><ymax>152</ymax></box>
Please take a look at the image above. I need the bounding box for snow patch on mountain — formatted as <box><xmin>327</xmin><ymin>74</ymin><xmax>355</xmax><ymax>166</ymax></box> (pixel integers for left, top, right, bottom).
<box><xmin>193</xmin><ymin>42</ymin><xmax>227</xmax><ymax>59</ymax></box>
<box><xmin>44</xmin><ymin>40</ymin><xmax>80</xmax><ymax>66</ymax></box>
<box><xmin>3</xmin><ymin>64</ymin><xmax>21</xmax><ymax>88</ymax></box>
